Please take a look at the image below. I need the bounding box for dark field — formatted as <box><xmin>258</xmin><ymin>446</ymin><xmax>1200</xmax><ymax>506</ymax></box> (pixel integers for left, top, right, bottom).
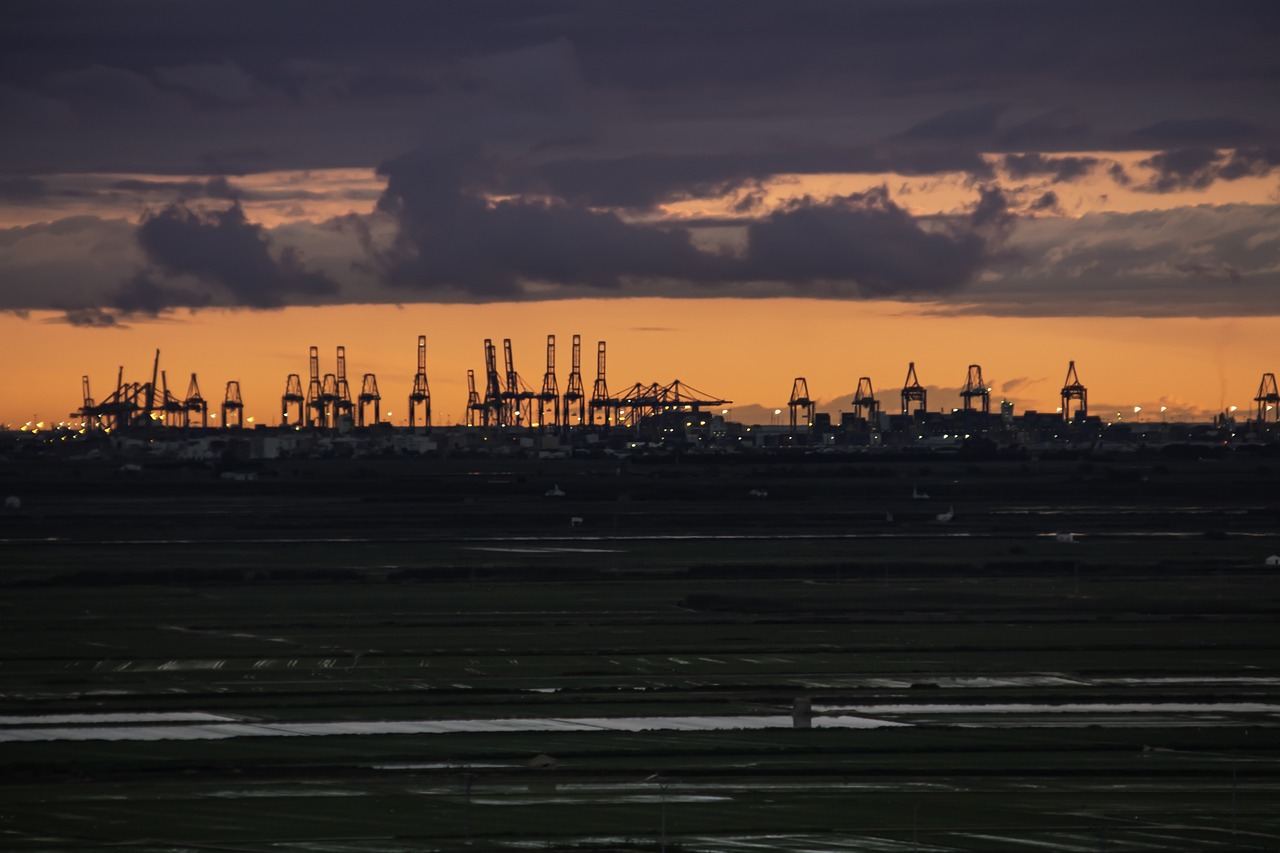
<box><xmin>2</xmin><ymin>451</ymin><xmax>1279</xmax><ymax>851</ymax></box>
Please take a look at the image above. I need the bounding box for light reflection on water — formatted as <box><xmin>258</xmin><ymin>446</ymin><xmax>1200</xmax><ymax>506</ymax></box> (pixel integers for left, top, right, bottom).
<box><xmin>0</xmin><ymin>713</ymin><xmax>902</xmax><ymax>743</ymax></box>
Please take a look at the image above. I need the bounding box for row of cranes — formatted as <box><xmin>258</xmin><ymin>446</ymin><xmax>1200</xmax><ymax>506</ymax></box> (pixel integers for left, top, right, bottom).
<box><xmin>785</xmin><ymin>364</ymin><xmax>1280</xmax><ymax>432</ymax></box>
<box><xmin>787</xmin><ymin>361</ymin><xmax>1092</xmax><ymax>432</ymax></box>
<box><xmin>464</xmin><ymin>335</ymin><xmax>728</xmax><ymax>431</ymax></box>
<box><xmin>281</xmin><ymin>344</ymin><xmax>388</xmax><ymax>429</ymax></box>
<box><xmin>75</xmin><ymin>346</ymin><xmax>1280</xmax><ymax>435</ymax></box>
<box><xmin>275</xmin><ymin>334</ymin><xmax>727</xmax><ymax>433</ymax></box>
<box><xmin>75</xmin><ymin>349</ymin><xmax>243</xmax><ymax>431</ymax></box>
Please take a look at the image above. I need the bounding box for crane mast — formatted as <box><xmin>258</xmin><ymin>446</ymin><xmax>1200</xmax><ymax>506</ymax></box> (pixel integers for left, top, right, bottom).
<box><xmin>538</xmin><ymin>334</ymin><xmax>560</xmax><ymax>429</ymax></box>
<box><xmin>562</xmin><ymin>334</ymin><xmax>585</xmax><ymax>429</ymax></box>
<box><xmin>305</xmin><ymin>345</ymin><xmax>323</xmax><ymax>427</ymax></box>
<box><xmin>465</xmin><ymin>369</ymin><xmax>481</xmax><ymax>427</ymax></box>
<box><xmin>409</xmin><ymin>334</ymin><xmax>431</xmax><ymax>431</ymax></box>
<box><xmin>589</xmin><ymin>340</ymin><xmax>611</xmax><ymax>425</ymax></box>
<box><xmin>334</xmin><ymin>346</ymin><xmax>354</xmax><ymax>427</ymax></box>
<box><xmin>482</xmin><ymin>339</ymin><xmax>502</xmax><ymax>427</ymax></box>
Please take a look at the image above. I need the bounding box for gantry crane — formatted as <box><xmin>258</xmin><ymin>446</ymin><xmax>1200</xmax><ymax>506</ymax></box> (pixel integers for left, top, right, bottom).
<box><xmin>222</xmin><ymin>380</ymin><xmax>244</xmax><ymax>428</ymax></box>
<box><xmin>1061</xmin><ymin>360</ymin><xmax>1087</xmax><ymax>420</ymax></box>
<box><xmin>304</xmin><ymin>346</ymin><xmax>324</xmax><ymax>427</ymax></box>
<box><xmin>358</xmin><ymin>373</ymin><xmax>381</xmax><ymax>427</ymax></box>
<box><xmin>901</xmin><ymin>362</ymin><xmax>927</xmax><ymax>416</ymax></box>
<box><xmin>282</xmin><ymin>373</ymin><xmax>304</xmax><ymax>426</ymax></box>
<box><xmin>502</xmin><ymin>338</ymin><xmax>535</xmax><ymax>428</ymax></box>
<box><xmin>1255</xmin><ymin>372</ymin><xmax>1279</xmax><ymax>424</ymax></box>
<box><xmin>333</xmin><ymin>346</ymin><xmax>354</xmax><ymax>427</ymax></box>
<box><xmin>562</xmin><ymin>334</ymin><xmax>585</xmax><ymax>430</ymax></box>
<box><xmin>960</xmin><ymin>364</ymin><xmax>990</xmax><ymax>415</ymax></box>
<box><xmin>319</xmin><ymin>372</ymin><xmax>338</xmax><ymax>429</ymax></box>
<box><xmin>610</xmin><ymin>379</ymin><xmax>730</xmax><ymax>431</ymax></box>
<box><xmin>77</xmin><ymin>375</ymin><xmax>101</xmax><ymax>430</ymax></box>
<box><xmin>482</xmin><ymin>338</ymin><xmax>503</xmax><ymax>426</ymax></box>
<box><xmin>788</xmin><ymin>378</ymin><xmax>814</xmax><ymax>433</ymax></box>
<box><xmin>159</xmin><ymin>370</ymin><xmax>187</xmax><ymax>427</ymax></box>
<box><xmin>589</xmin><ymin>341</ymin><xmax>612</xmax><ymax>426</ymax></box>
<box><xmin>184</xmin><ymin>373</ymin><xmax>207</xmax><ymax>428</ymax></box>
<box><xmin>409</xmin><ymin>334</ymin><xmax>431</xmax><ymax>431</ymax></box>
<box><xmin>537</xmin><ymin>334</ymin><xmax>559</xmax><ymax>430</ymax></box>
<box><xmin>853</xmin><ymin>377</ymin><xmax>878</xmax><ymax>422</ymax></box>
<box><xmin>465</xmin><ymin>369</ymin><xmax>482</xmax><ymax>427</ymax></box>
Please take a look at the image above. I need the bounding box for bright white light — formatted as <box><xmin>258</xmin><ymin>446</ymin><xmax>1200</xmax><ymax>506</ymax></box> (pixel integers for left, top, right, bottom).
<box><xmin>1134</xmin><ymin>406</ymin><xmax>1141</xmax><ymax>413</ymax></box>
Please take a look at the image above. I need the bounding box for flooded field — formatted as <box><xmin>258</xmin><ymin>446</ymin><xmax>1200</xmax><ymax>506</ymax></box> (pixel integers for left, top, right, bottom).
<box><xmin>2</xmin><ymin>453</ymin><xmax>1279</xmax><ymax>850</ymax></box>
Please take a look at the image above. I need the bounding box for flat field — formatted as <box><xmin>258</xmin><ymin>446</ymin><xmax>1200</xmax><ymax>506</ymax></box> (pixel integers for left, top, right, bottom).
<box><xmin>1</xmin><ymin>449</ymin><xmax>1279</xmax><ymax>851</ymax></box>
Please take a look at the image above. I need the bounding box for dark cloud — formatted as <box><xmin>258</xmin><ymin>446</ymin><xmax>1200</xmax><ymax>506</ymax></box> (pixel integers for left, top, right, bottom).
<box><xmin>1001</xmin><ymin>153</ymin><xmax>1098</xmax><ymax>183</ymax></box>
<box><xmin>1217</xmin><ymin>146</ymin><xmax>1280</xmax><ymax>181</ymax></box>
<box><xmin>739</xmin><ymin>186</ymin><xmax>1008</xmax><ymax>297</ymax></box>
<box><xmin>111</xmin><ymin>271</ymin><xmax>214</xmax><ymax>314</ymax></box>
<box><xmin>1173</xmin><ymin>260</ymin><xmax>1243</xmax><ymax>284</ymax></box>
<box><xmin>1132</xmin><ymin>117</ymin><xmax>1265</xmax><ymax>144</ymax></box>
<box><xmin>109</xmin><ymin>176</ymin><xmax>239</xmax><ymax>199</ymax></box>
<box><xmin>59</xmin><ymin>306</ymin><xmax>122</xmax><ymax>327</ymax></box>
<box><xmin>372</xmin><ymin>145</ymin><xmax>1018</xmax><ymax>299</ymax></box>
<box><xmin>2</xmin><ymin>2</ymin><xmax>1275</xmax><ymax>177</ymax></box>
<box><xmin>373</xmin><ymin>146</ymin><xmax>718</xmax><ymax>296</ymax></box>
<box><xmin>1029</xmin><ymin>191</ymin><xmax>1061</xmax><ymax>214</ymax></box>
<box><xmin>902</xmin><ymin>104</ymin><xmax>1006</xmax><ymax>140</ymax></box>
<box><xmin>996</xmin><ymin>114</ymin><xmax>1092</xmax><ymax>148</ymax></box>
<box><xmin>534</xmin><ymin>146</ymin><xmax>992</xmax><ymax>210</ymax></box>
<box><xmin>0</xmin><ymin>176</ymin><xmax>46</xmax><ymax>200</ymax></box>
<box><xmin>136</xmin><ymin>202</ymin><xmax>338</xmax><ymax>307</ymax></box>
<box><xmin>1139</xmin><ymin>146</ymin><xmax>1280</xmax><ymax>192</ymax></box>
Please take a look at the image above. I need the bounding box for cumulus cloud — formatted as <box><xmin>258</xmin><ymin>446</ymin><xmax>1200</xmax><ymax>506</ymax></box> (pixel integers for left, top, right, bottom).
<box><xmin>739</xmin><ymin>186</ymin><xmax>1009</xmax><ymax>296</ymax></box>
<box><xmin>371</xmin><ymin>145</ymin><xmax>1016</xmax><ymax>300</ymax></box>
<box><xmin>135</xmin><ymin>202</ymin><xmax>338</xmax><ymax>308</ymax></box>
<box><xmin>372</xmin><ymin>146</ymin><xmax>718</xmax><ymax>296</ymax></box>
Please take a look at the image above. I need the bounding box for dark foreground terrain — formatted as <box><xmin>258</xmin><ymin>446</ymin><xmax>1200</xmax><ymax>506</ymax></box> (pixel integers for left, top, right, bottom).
<box><xmin>2</xmin><ymin>450</ymin><xmax>1279</xmax><ymax>851</ymax></box>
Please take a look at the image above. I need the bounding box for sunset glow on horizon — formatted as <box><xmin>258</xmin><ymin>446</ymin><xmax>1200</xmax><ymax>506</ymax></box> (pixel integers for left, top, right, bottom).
<box><xmin>3</xmin><ymin>2</ymin><xmax>1278</xmax><ymax>428</ymax></box>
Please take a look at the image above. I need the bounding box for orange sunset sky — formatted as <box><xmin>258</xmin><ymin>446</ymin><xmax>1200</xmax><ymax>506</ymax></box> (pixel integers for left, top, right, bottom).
<box><xmin>3</xmin><ymin>3</ymin><xmax>1278</xmax><ymax>427</ymax></box>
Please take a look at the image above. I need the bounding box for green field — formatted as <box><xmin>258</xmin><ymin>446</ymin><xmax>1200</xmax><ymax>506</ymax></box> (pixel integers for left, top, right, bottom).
<box><xmin>2</xmin><ymin>452</ymin><xmax>1279</xmax><ymax>850</ymax></box>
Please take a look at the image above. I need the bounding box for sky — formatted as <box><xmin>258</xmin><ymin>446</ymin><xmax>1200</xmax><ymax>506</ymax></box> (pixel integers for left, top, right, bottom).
<box><xmin>3</xmin><ymin>0</ymin><xmax>1279</xmax><ymax>427</ymax></box>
